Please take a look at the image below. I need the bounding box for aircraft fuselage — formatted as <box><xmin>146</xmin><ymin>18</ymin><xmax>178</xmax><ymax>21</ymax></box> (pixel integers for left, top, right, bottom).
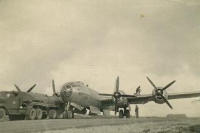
<box><xmin>60</xmin><ymin>81</ymin><xmax>102</xmax><ymax>109</ymax></box>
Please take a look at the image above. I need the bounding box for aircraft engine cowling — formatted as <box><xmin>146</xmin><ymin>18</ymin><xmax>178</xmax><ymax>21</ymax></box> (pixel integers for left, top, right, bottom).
<box><xmin>60</xmin><ymin>84</ymin><xmax>73</xmax><ymax>102</ymax></box>
<box><xmin>146</xmin><ymin>77</ymin><xmax>175</xmax><ymax>109</ymax></box>
<box><xmin>112</xmin><ymin>91</ymin><xmax>129</xmax><ymax>108</ymax></box>
<box><xmin>152</xmin><ymin>88</ymin><xmax>168</xmax><ymax>104</ymax></box>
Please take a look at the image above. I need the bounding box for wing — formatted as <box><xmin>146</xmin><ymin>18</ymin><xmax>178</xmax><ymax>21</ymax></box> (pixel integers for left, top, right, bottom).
<box><xmin>168</xmin><ymin>91</ymin><xmax>200</xmax><ymax>100</ymax></box>
<box><xmin>127</xmin><ymin>91</ymin><xmax>200</xmax><ymax>104</ymax></box>
<box><xmin>100</xmin><ymin>98</ymin><xmax>113</xmax><ymax>107</ymax></box>
<box><xmin>100</xmin><ymin>91</ymin><xmax>200</xmax><ymax>107</ymax></box>
<box><xmin>99</xmin><ymin>94</ymin><xmax>153</xmax><ymax>107</ymax></box>
<box><xmin>127</xmin><ymin>94</ymin><xmax>154</xmax><ymax>104</ymax></box>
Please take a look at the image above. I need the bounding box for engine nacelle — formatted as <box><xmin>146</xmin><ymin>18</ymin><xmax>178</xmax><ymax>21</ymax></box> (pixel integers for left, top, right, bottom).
<box><xmin>152</xmin><ymin>88</ymin><xmax>168</xmax><ymax>104</ymax></box>
<box><xmin>112</xmin><ymin>90</ymin><xmax>129</xmax><ymax>108</ymax></box>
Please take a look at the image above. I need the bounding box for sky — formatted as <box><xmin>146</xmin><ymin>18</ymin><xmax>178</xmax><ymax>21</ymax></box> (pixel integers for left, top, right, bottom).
<box><xmin>0</xmin><ymin>0</ymin><xmax>200</xmax><ymax>116</ymax></box>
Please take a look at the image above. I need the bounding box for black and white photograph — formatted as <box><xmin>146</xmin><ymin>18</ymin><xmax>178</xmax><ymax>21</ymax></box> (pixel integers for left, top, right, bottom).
<box><xmin>0</xmin><ymin>0</ymin><xmax>200</xmax><ymax>132</ymax></box>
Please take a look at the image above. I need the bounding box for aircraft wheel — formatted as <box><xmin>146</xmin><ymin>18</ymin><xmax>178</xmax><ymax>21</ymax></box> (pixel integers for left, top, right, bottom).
<box><xmin>36</xmin><ymin>108</ymin><xmax>43</xmax><ymax>120</ymax></box>
<box><xmin>49</xmin><ymin>109</ymin><xmax>57</xmax><ymax>119</ymax></box>
<box><xmin>0</xmin><ymin>108</ymin><xmax>6</xmax><ymax>120</ymax></box>
<box><xmin>124</xmin><ymin>110</ymin><xmax>130</xmax><ymax>118</ymax></box>
<box><xmin>26</xmin><ymin>108</ymin><xmax>36</xmax><ymax>120</ymax></box>
<box><xmin>119</xmin><ymin>110</ymin><xmax>124</xmax><ymax>118</ymax></box>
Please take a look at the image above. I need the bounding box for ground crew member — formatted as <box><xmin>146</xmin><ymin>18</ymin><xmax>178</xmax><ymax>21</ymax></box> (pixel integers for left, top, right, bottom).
<box><xmin>135</xmin><ymin>105</ymin><xmax>139</xmax><ymax>118</ymax></box>
<box><xmin>135</xmin><ymin>86</ymin><xmax>141</xmax><ymax>95</ymax></box>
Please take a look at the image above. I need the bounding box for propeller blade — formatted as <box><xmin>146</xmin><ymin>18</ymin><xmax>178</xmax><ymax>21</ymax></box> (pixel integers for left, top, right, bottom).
<box><xmin>162</xmin><ymin>80</ymin><xmax>176</xmax><ymax>91</ymax></box>
<box><xmin>160</xmin><ymin>94</ymin><xmax>173</xmax><ymax>109</ymax></box>
<box><xmin>115</xmin><ymin>76</ymin><xmax>119</xmax><ymax>92</ymax></box>
<box><xmin>27</xmin><ymin>84</ymin><xmax>37</xmax><ymax>93</ymax></box>
<box><xmin>52</xmin><ymin>80</ymin><xmax>56</xmax><ymax>95</ymax></box>
<box><xmin>114</xmin><ymin>99</ymin><xmax>118</xmax><ymax>115</ymax></box>
<box><xmin>146</xmin><ymin>76</ymin><xmax>158</xmax><ymax>90</ymax></box>
<box><xmin>14</xmin><ymin>84</ymin><xmax>21</xmax><ymax>92</ymax></box>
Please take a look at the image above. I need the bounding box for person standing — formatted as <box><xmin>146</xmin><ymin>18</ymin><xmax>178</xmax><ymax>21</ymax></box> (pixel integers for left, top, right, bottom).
<box><xmin>135</xmin><ymin>86</ymin><xmax>141</xmax><ymax>95</ymax></box>
<box><xmin>135</xmin><ymin>105</ymin><xmax>139</xmax><ymax>118</ymax></box>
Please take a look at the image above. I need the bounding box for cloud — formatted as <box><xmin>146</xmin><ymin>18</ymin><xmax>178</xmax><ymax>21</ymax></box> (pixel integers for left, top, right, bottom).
<box><xmin>0</xmin><ymin>0</ymin><xmax>200</xmax><ymax>116</ymax></box>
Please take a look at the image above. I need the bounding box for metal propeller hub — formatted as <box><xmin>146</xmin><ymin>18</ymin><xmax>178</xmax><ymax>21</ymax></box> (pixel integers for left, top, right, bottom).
<box><xmin>114</xmin><ymin>92</ymin><xmax>121</xmax><ymax>99</ymax></box>
<box><xmin>146</xmin><ymin>76</ymin><xmax>176</xmax><ymax>109</ymax></box>
<box><xmin>156</xmin><ymin>89</ymin><xmax>163</xmax><ymax>95</ymax></box>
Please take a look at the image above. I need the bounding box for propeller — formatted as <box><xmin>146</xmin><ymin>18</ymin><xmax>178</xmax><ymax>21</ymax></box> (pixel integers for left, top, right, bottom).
<box><xmin>27</xmin><ymin>84</ymin><xmax>37</xmax><ymax>93</ymax></box>
<box><xmin>14</xmin><ymin>84</ymin><xmax>21</xmax><ymax>92</ymax></box>
<box><xmin>146</xmin><ymin>76</ymin><xmax>176</xmax><ymax>109</ymax></box>
<box><xmin>99</xmin><ymin>76</ymin><xmax>141</xmax><ymax>115</ymax></box>
<box><xmin>98</xmin><ymin>76</ymin><xmax>121</xmax><ymax>115</ymax></box>
<box><xmin>52</xmin><ymin>80</ymin><xmax>59</xmax><ymax>96</ymax></box>
<box><xmin>113</xmin><ymin>76</ymin><xmax>120</xmax><ymax>115</ymax></box>
<box><xmin>14</xmin><ymin>84</ymin><xmax>36</xmax><ymax>93</ymax></box>
<box><xmin>52</xmin><ymin>80</ymin><xmax>56</xmax><ymax>96</ymax></box>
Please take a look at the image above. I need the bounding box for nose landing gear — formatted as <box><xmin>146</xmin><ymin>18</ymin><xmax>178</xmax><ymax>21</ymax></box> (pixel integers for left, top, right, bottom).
<box><xmin>63</xmin><ymin>102</ymin><xmax>74</xmax><ymax>119</ymax></box>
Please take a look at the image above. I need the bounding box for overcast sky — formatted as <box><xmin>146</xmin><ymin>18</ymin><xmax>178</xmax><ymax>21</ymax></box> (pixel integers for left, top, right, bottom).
<box><xmin>0</xmin><ymin>0</ymin><xmax>200</xmax><ymax>116</ymax></box>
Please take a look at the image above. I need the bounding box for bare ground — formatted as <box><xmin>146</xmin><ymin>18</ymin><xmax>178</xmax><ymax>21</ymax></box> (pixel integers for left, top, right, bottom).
<box><xmin>0</xmin><ymin>117</ymin><xmax>200</xmax><ymax>133</ymax></box>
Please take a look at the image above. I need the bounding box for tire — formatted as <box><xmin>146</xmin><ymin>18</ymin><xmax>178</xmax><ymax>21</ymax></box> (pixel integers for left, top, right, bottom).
<box><xmin>119</xmin><ymin>110</ymin><xmax>124</xmax><ymax>118</ymax></box>
<box><xmin>26</xmin><ymin>108</ymin><xmax>36</xmax><ymax>120</ymax></box>
<box><xmin>36</xmin><ymin>109</ymin><xmax>43</xmax><ymax>120</ymax></box>
<box><xmin>125</xmin><ymin>110</ymin><xmax>130</xmax><ymax>118</ymax></box>
<box><xmin>49</xmin><ymin>109</ymin><xmax>57</xmax><ymax>119</ymax></box>
<box><xmin>0</xmin><ymin>108</ymin><xmax>6</xmax><ymax>120</ymax></box>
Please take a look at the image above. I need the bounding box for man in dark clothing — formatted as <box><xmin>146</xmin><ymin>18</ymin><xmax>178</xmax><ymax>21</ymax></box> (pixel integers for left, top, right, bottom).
<box><xmin>135</xmin><ymin>105</ymin><xmax>139</xmax><ymax>118</ymax></box>
<box><xmin>135</xmin><ymin>86</ymin><xmax>141</xmax><ymax>95</ymax></box>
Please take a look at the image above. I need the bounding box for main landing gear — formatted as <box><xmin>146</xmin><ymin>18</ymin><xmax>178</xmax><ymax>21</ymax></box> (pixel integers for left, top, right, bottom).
<box><xmin>118</xmin><ymin>108</ymin><xmax>130</xmax><ymax>118</ymax></box>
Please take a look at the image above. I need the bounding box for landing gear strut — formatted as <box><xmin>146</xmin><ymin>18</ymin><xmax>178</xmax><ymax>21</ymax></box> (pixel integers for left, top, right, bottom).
<box><xmin>118</xmin><ymin>107</ymin><xmax>131</xmax><ymax>118</ymax></box>
<box><xmin>63</xmin><ymin>102</ymin><xmax>74</xmax><ymax>119</ymax></box>
<box><xmin>124</xmin><ymin>109</ymin><xmax>130</xmax><ymax>118</ymax></box>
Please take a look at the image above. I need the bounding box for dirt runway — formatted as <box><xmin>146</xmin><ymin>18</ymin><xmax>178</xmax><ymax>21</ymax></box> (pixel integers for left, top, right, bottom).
<box><xmin>0</xmin><ymin>117</ymin><xmax>200</xmax><ymax>133</ymax></box>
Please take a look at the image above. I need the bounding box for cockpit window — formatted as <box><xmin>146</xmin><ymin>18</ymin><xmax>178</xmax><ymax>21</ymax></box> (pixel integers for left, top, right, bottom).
<box><xmin>71</xmin><ymin>84</ymin><xmax>80</xmax><ymax>87</ymax></box>
<box><xmin>65</xmin><ymin>81</ymin><xmax>85</xmax><ymax>87</ymax></box>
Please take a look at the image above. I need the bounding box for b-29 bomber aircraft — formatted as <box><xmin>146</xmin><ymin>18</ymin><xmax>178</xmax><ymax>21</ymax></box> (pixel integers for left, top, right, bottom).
<box><xmin>59</xmin><ymin>76</ymin><xmax>200</xmax><ymax>118</ymax></box>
